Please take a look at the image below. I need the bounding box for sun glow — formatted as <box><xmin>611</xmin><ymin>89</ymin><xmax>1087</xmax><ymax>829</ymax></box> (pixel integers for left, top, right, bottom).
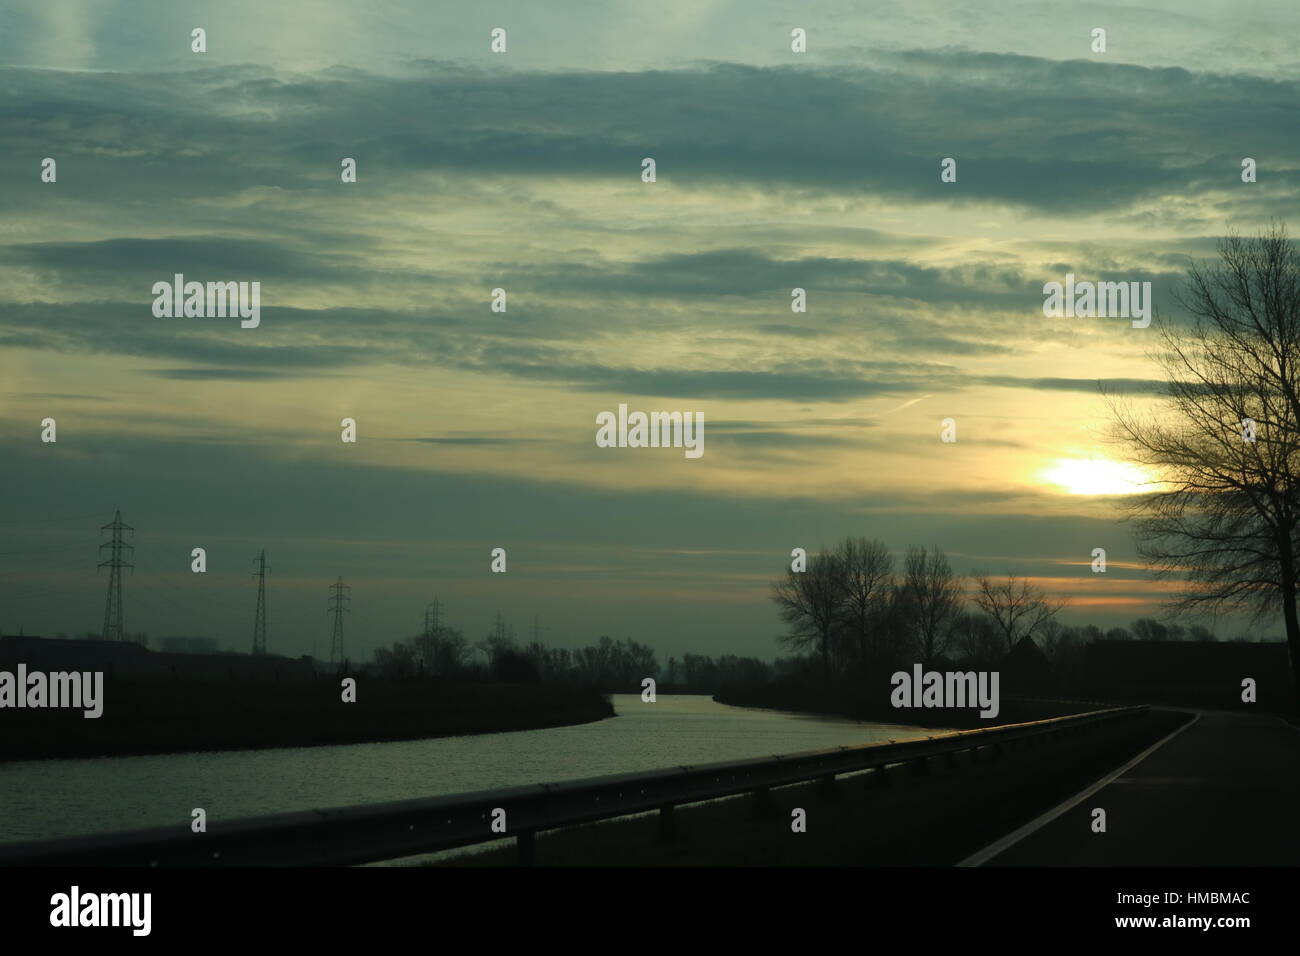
<box><xmin>1041</xmin><ymin>457</ymin><xmax>1153</xmax><ymax>496</ymax></box>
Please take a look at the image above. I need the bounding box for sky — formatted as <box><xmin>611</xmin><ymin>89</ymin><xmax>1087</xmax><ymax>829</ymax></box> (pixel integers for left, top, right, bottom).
<box><xmin>3</xmin><ymin>0</ymin><xmax>1299</xmax><ymax>660</ymax></box>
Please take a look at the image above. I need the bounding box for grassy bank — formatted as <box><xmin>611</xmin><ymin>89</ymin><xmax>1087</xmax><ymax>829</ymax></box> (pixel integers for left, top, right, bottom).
<box><xmin>0</xmin><ymin>679</ymin><xmax>615</xmax><ymax>762</ymax></box>
<box><xmin>437</xmin><ymin>708</ymin><xmax>1190</xmax><ymax>866</ymax></box>
<box><xmin>713</xmin><ymin>679</ymin><xmax>1113</xmax><ymax>728</ymax></box>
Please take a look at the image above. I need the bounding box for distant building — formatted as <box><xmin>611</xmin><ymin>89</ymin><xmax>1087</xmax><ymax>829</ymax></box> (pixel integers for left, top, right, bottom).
<box><xmin>1084</xmin><ymin>639</ymin><xmax>1294</xmax><ymax>708</ymax></box>
<box><xmin>1000</xmin><ymin>635</ymin><xmax>1058</xmax><ymax>696</ymax></box>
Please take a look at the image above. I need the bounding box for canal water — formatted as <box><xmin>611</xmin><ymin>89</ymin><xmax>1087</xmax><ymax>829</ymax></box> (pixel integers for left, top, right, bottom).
<box><xmin>0</xmin><ymin>694</ymin><xmax>949</xmax><ymax>845</ymax></box>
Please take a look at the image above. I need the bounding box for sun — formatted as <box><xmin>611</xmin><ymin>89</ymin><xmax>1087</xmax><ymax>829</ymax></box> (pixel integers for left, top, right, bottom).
<box><xmin>1041</xmin><ymin>457</ymin><xmax>1153</xmax><ymax>496</ymax></box>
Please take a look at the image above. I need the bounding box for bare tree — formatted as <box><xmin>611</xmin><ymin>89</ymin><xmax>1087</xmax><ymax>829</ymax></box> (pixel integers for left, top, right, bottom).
<box><xmin>428</xmin><ymin>627</ymin><xmax>469</xmax><ymax>676</ymax></box>
<box><xmin>974</xmin><ymin>573</ymin><xmax>1063</xmax><ymax>654</ymax></box>
<box><xmin>836</xmin><ymin>537</ymin><xmax>895</xmax><ymax>675</ymax></box>
<box><xmin>613</xmin><ymin>638</ymin><xmax>659</xmax><ymax>683</ymax></box>
<box><xmin>771</xmin><ymin>548</ymin><xmax>845</xmax><ymax>680</ymax></box>
<box><xmin>901</xmin><ymin>545</ymin><xmax>963</xmax><ymax>665</ymax></box>
<box><xmin>1109</xmin><ymin>224</ymin><xmax>1300</xmax><ymax>701</ymax></box>
<box><xmin>1131</xmin><ymin>618</ymin><xmax>1171</xmax><ymax>641</ymax></box>
<box><xmin>374</xmin><ymin>638</ymin><xmax>418</xmax><ymax>679</ymax></box>
<box><xmin>574</xmin><ymin>635</ymin><xmax>619</xmax><ymax>684</ymax></box>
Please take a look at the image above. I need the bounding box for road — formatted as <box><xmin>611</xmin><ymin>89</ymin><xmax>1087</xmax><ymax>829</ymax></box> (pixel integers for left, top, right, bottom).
<box><xmin>963</xmin><ymin>710</ymin><xmax>1300</xmax><ymax>866</ymax></box>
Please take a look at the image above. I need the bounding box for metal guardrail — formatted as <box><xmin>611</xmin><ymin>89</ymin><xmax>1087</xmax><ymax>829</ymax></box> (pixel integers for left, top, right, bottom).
<box><xmin>0</xmin><ymin>704</ymin><xmax>1148</xmax><ymax>867</ymax></box>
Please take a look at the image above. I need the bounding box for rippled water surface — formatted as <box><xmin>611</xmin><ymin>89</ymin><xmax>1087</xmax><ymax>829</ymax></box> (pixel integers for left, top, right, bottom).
<box><xmin>0</xmin><ymin>694</ymin><xmax>949</xmax><ymax>843</ymax></box>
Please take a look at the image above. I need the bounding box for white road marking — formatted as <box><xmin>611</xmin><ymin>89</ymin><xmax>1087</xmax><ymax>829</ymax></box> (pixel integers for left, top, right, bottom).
<box><xmin>954</xmin><ymin>711</ymin><xmax>1202</xmax><ymax>867</ymax></box>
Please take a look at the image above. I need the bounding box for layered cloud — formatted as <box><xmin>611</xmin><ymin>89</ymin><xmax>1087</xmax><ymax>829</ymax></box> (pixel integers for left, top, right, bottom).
<box><xmin>2</xmin><ymin>12</ymin><xmax>1290</xmax><ymax>654</ymax></box>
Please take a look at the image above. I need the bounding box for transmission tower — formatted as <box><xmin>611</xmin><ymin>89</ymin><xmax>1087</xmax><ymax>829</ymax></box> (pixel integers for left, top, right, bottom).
<box><xmin>251</xmin><ymin>550</ymin><xmax>271</xmax><ymax>655</ymax></box>
<box><xmin>328</xmin><ymin>576</ymin><xmax>350</xmax><ymax>665</ymax></box>
<box><xmin>98</xmin><ymin>510</ymin><xmax>134</xmax><ymax>641</ymax></box>
<box><xmin>424</xmin><ymin>598</ymin><xmax>442</xmax><ymax>640</ymax></box>
<box><xmin>423</xmin><ymin>598</ymin><xmax>442</xmax><ymax>670</ymax></box>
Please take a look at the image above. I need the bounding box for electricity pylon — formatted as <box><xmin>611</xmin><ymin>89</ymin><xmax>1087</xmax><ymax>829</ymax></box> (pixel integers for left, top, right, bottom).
<box><xmin>252</xmin><ymin>550</ymin><xmax>270</xmax><ymax>655</ymax></box>
<box><xmin>422</xmin><ymin>598</ymin><xmax>442</xmax><ymax>671</ymax></box>
<box><xmin>328</xmin><ymin>576</ymin><xmax>350</xmax><ymax>666</ymax></box>
<box><xmin>98</xmin><ymin>510</ymin><xmax>134</xmax><ymax>641</ymax></box>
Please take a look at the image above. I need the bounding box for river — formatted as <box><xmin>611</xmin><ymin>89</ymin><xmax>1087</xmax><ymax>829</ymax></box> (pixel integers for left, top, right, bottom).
<box><xmin>0</xmin><ymin>694</ymin><xmax>949</xmax><ymax>846</ymax></box>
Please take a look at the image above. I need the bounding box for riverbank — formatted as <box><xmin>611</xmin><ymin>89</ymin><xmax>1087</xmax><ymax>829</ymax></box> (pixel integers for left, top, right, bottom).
<box><xmin>0</xmin><ymin>678</ymin><xmax>615</xmax><ymax>762</ymax></box>
<box><xmin>439</xmin><ymin>708</ymin><xmax>1191</xmax><ymax>866</ymax></box>
<box><xmin>713</xmin><ymin>679</ymin><xmax>1109</xmax><ymax>728</ymax></box>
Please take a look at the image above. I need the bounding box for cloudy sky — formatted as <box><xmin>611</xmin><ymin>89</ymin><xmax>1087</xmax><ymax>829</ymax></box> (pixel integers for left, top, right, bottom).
<box><xmin>3</xmin><ymin>0</ymin><xmax>1298</xmax><ymax>660</ymax></box>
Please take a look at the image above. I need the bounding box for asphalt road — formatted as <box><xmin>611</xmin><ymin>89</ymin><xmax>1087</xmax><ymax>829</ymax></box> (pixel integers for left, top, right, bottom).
<box><xmin>970</xmin><ymin>710</ymin><xmax>1300</xmax><ymax>866</ymax></box>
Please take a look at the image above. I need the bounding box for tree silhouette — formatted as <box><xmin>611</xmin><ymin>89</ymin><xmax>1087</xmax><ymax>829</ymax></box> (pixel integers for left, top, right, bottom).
<box><xmin>836</xmin><ymin>538</ymin><xmax>895</xmax><ymax>676</ymax></box>
<box><xmin>1111</xmin><ymin>223</ymin><xmax>1300</xmax><ymax>705</ymax></box>
<box><xmin>901</xmin><ymin>546</ymin><xmax>963</xmax><ymax>666</ymax></box>
<box><xmin>973</xmin><ymin>573</ymin><xmax>1062</xmax><ymax>654</ymax></box>
<box><xmin>772</xmin><ymin>549</ymin><xmax>845</xmax><ymax>680</ymax></box>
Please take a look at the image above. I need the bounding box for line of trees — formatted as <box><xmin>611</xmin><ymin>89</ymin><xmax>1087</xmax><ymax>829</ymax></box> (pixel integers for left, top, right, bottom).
<box><xmin>771</xmin><ymin>538</ymin><xmax>1284</xmax><ymax>688</ymax></box>
<box><xmin>771</xmin><ymin>538</ymin><xmax>1064</xmax><ymax>680</ymax></box>
<box><xmin>371</xmin><ymin>620</ymin><xmax>781</xmax><ymax>693</ymax></box>
<box><xmin>371</xmin><ymin>619</ymin><xmax>664</xmax><ymax>688</ymax></box>
<box><xmin>367</xmin><ymin>597</ymin><xmax>1273</xmax><ymax>692</ymax></box>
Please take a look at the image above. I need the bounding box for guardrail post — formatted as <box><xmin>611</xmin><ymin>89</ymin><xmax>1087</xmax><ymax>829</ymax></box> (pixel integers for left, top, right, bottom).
<box><xmin>517</xmin><ymin>831</ymin><xmax>535</xmax><ymax>866</ymax></box>
<box><xmin>910</xmin><ymin>757</ymin><xmax>931</xmax><ymax>777</ymax></box>
<box><xmin>871</xmin><ymin>766</ymin><xmax>891</xmax><ymax>788</ymax></box>
<box><xmin>659</xmin><ymin>805</ymin><xmax>676</xmax><ymax>841</ymax></box>
<box><xmin>752</xmin><ymin>787</ymin><xmax>776</xmax><ymax>817</ymax></box>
